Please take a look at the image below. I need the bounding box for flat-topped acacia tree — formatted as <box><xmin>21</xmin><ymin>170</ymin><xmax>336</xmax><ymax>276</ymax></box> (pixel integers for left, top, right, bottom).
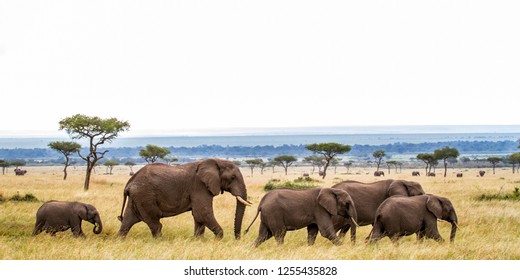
<box><xmin>305</xmin><ymin>143</ymin><xmax>351</xmax><ymax>179</ymax></box>
<box><xmin>417</xmin><ymin>153</ymin><xmax>436</xmax><ymax>175</ymax></box>
<box><xmin>487</xmin><ymin>157</ymin><xmax>503</xmax><ymax>174</ymax></box>
<box><xmin>59</xmin><ymin>114</ymin><xmax>130</xmax><ymax>191</ymax></box>
<box><xmin>433</xmin><ymin>146</ymin><xmax>460</xmax><ymax>178</ymax></box>
<box><xmin>139</xmin><ymin>144</ymin><xmax>171</xmax><ymax>164</ymax></box>
<box><xmin>48</xmin><ymin>141</ymin><xmax>81</xmax><ymax>180</ymax></box>
<box><xmin>245</xmin><ymin>158</ymin><xmax>263</xmax><ymax>177</ymax></box>
<box><xmin>273</xmin><ymin>155</ymin><xmax>297</xmax><ymax>175</ymax></box>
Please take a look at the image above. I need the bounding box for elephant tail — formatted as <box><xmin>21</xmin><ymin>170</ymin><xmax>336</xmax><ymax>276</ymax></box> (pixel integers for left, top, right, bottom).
<box><xmin>244</xmin><ymin>207</ymin><xmax>261</xmax><ymax>234</ymax></box>
<box><xmin>117</xmin><ymin>189</ymin><xmax>129</xmax><ymax>222</ymax></box>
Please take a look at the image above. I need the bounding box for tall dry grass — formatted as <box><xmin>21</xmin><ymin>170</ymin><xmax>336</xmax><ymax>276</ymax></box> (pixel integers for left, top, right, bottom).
<box><xmin>1</xmin><ymin>165</ymin><xmax>519</xmax><ymax>259</ymax></box>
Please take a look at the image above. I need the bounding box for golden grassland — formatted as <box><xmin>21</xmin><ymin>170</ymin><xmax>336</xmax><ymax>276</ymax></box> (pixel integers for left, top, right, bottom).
<box><xmin>1</xmin><ymin>164</ymin><xmax>519</xmax><ymax>260</ymax></box>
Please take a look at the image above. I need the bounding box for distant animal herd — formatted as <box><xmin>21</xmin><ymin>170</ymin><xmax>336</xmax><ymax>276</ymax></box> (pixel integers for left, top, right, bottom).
<box><xmin>21</xmin><ymin>158</ymin><xmax>473</xmax><ymax>246</ymax></box>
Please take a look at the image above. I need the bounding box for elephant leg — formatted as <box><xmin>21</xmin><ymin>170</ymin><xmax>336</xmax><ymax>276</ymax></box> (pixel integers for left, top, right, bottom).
<box><xmin>390</xmin><ymin>235</ymin><xmax>401</xmax><ymax>245</ymax></box>
<box><xmin>118</xmin><ymin>202</ymin><xmax>141</xmax><ymax>237</ymax></box>
<box><xmin>273</xmin><ymin>228</ymin><xmax>287</xmax><ymax>245</ymax></box>
<box><xmin>254</xmin><ymin>222</ymin><xmax>272</xmax><ymax>247</ymax></box>
<box><xmin>71</xmin><ymin>226</ymin><xmax>85</xmax><ymax>238</ymax></box>
<box><xmin>136</xmin><ymin>201</ymin><xmax>163</xmax><ymax>238</ymax></box>
<box><xmin>338</xmin><ymin>223</ymin><xmax>350</xmax><ymax>239</ymax></box>
<box><xmin>32</xmin><ymin>220</ymin><xmax>44</xmax><ymax>236</ymax></box>
<box><xmin>424</xmin><ymin>223</ymin><xmax>444</xmax><ymax>242</ymax></box>
<box><xmin>318</xmin><ymin>223</ymin><xmax>342</xmax><ymax>246</ymax></box>
<box><xmin>143</xmin><ymin>219</ymin><xmax>163</xmax><ymax>238</ymax></box>
<box><xmin>192</xmin><ymin>209</ymin><xmax>223</xmax><ymax>240</ymax></box>
<box><xmin>70</xmin><ymin>218</ymin><xmax>85</xmax><ymax>238</ymax></box>
<box><xmin>369</xmin><ymin>221</ymin><xmax>384</xmax><ymax>244</ymax></box>
<box><xmin>416</xmin><ymin>230</ymin><xmax>426</xmax><ymax>242</ymax></box>
<box><xmin>194</xmin><ymin>220</ymin><xmax>206</xmax><ymax>237</ymax></box>
<box><xmin>307</xmin><ymin>224</ymin><xmax>319</xmax><ymax>246</ymax></box>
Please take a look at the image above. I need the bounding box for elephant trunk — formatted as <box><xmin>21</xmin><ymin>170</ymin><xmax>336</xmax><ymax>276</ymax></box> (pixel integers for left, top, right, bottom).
<box><xmin>348</xmin><ymin>204</ymin><xmax>358</xmax><ymax>243</ymax></box>
<box><xmin>234</xmin><ymin>198</ymin><xmax>246</xmax><ymax>240</ymax></box>
<box><xmin>449</xmin><ymin>211</ymin><xmax>458</xmax><ymax>242</ymax></box>
<box><xmin>233</xmin><ymin>187</ymin><xmax>250</xmax><ymax>240</ymax></box>
<box><xmin>93</xmin><ymin>215</ymin><xmax>103</xmax><ymax>234</ymax></box>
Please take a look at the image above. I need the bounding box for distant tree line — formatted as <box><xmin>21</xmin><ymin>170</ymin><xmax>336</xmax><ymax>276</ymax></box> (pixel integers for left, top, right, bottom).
<box><xmin>0</xmin><ymin>140</ymin><xmax>517</xmax><ymax>161</ymax></box>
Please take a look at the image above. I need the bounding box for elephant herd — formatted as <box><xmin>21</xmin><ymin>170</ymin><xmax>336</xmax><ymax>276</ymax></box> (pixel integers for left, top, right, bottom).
<box><xmin>31</xmin><ymin>158</ymin><xmax>459</xmax><ymax>246</ymax></box>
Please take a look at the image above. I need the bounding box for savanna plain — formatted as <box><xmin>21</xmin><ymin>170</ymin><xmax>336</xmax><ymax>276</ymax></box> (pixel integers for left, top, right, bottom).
<box><xmin>1</xmin><ymin>165</ymin><xmax>519</xmax><ymax>260</ymax></box>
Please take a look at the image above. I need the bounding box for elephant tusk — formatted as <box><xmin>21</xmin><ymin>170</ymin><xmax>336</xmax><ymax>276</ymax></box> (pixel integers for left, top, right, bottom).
<box><xmin>453</xmin><ymin>222</ymin><xmax>461</xmax><ymax>230</ymax></box>
<box><xmin>236</xmin><ymin>196</ymin><xmax>252</xmax><ymax>206</ymax></box>
<box><xmin>438</xmin><ymin>219</ymin><xmax>461</xmax><ymax>230</ymax></box>
<box><xmin>351</xmin><ymin>217</ymin><xmax>359</xmax><ymax>227</ymax></box>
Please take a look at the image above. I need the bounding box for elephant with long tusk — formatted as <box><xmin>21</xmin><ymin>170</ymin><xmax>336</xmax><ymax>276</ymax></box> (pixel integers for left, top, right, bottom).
<box><xmin>118</xmin><ymin>158</ymin><xmax>252</xmax><ymax>240</ymax></box>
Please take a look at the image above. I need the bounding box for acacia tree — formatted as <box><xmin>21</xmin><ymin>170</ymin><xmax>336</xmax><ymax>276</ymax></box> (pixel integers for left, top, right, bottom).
<box><xmin>344</xmin><ymin>161</ymin><xmax>354</xmax><ymax>173</ymax></box>
<box><xmin>508</xmin><ymin>153</ymin><xmax>520</xmax><ymax>174</ymax></box>
<box><xmin>273</xmin><ymin>155</ymin><xmax>297</xmax><ymax>175</ymax></box>
<box><xmin>373</xmin><ymin>150</ymin><xmax>386</xmax><ymax>172</ymax></box>
<box><xmin>305</xmin><ymin>143</ymin><xmax>351</xmax><ymax>179</ymax></box>
<box><xmin>303</xmin><ymin>155</ymin><xmax>326</xmax><ymax>174</ymax></box>
<box><xmin>164</xmin><ymin>157</ymin><xmax>179</xmax><ymax>166</ymax></box>
<box><xmin>417</xmin><ymin>153</ymin><xmax>436</xmax><ymax>175</ymax></box>
<box><xmin>245</xmin><ymin>158</ymin><xmax>263</xmax><ymax>177</ymax></box>
<box><xmin>259</xmin><ymin>161</ymin><xmax>267</xmax><ymax>175</ymax></box>
<box><xmin>330</xmin><ymin>158</ymin><xmax>341</xmax><ymax>174</ymax></box>
<box><xmin>125</xmin><ymin>161</ymin><xmax>136</xmax><ymax>174</ymax></box>
<box><xmin>59</xmin><ymin>114</ymin><xmax>130</xmax><ymax>191</ymax></box>
<box><xmin>434</xmin><ymin>146</ymin><xmax>460</xmax><ymax>177</ymax></box>
<box><xmin>0</xmin><ymin>160</ymin><xmax>10</xmax><ymax>175</ymax></box>
<box><xmin>386</xmin><ymin>160</ymin><xmax>398</xmax><ymax>174</ymax></box>
<box><xmin>104</xmin><ymin>160</ymin><xmax>119</xmax><ymax>175</ymax></box>
<box><xmin>139</xmin><ymin>144</ymin><xmax>171</xmax><ymax>163</ymax></box>
<box><xmin>487</xmin><ymin>157</ymin><xmax>502</xmax><ymax>174</ymax></box>
<box><xmin>397</xmin><ymin>161</ymin><xmax>403</xmax><ymax>173</ymax></box>
<box><xmin>266</xmin><ymin>158</ymin><xmax>276</xmax><ymax>173</ymax></box>
<box><xmin>48</xmin><ymin>141</ymin><xmax>81</xmax><ymax>180</ymax></box>
<box><xmin>10</xmin><ymin>160</ymin><xmax>26</xmax><ymax>169</ymax></box>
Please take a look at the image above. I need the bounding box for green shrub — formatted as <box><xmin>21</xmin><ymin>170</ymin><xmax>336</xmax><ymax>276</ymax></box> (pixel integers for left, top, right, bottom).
<box><xmin>294</xmin><ymin>176</ymin><xmax>320</xmax><ymax>183</ymax></box>
<box><xmin>9</xmin><ymin>192</ymin><xmax>39</xmax><ymax>202</ymax></box>
<box><xmin>477</xmin><ymin>187</ymin><xmax>520</xmax><ymax>201</ymax></box>
<box><xmin>264</xmin><ymin>178</ymin><xmax>320</xmax><ymax>191</ymax></box>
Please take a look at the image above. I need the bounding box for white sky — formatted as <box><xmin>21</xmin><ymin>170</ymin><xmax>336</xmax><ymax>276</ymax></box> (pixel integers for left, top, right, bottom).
<box><xmin>1</xmin><ymin>1</ymin><xmax>519</xmax><ymax>136</ymax></box>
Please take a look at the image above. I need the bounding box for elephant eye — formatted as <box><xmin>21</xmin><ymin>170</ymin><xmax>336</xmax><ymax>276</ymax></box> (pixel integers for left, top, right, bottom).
<box><xmin>231</xmin><ymin>175</ymin><xmax>236</xmax><ymax>180</ymax></box>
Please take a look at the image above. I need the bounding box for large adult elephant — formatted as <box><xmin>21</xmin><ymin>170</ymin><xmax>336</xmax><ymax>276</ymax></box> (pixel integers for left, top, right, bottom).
<box><xmin>328</xmin><ymin>179</ymin><xmax>425</xmax><ymax>242</ymax></box>
<box><xmin>117</xmin><ymin>159</ymin><xmax>252</xmax><ymax>239</ymax></box>
<box><xmin>245</xmin><ymin>187</ymin><xmax>358</xmax><ymax>247</ymax></box>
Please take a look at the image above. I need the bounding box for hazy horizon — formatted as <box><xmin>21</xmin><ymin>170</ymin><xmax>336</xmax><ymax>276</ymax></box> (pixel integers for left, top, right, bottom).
<box><xmin>0</xmin><ymin>124</ymin><xmax>519</xmax><ymax>138</ymax></box>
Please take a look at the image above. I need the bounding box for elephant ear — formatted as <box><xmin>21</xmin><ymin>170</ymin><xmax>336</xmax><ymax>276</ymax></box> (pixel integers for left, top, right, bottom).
<box><xmin>387</xmin><ymin>180</ymin><xmax>408</xmax><ymax>197</ymax></box>
<box><xmin>317</xmin><ymin>188</ymin><xmax>337</xmax><ymax>216</ymax></box>
<box><xmin>404</xmin><ymin>181</ymin><xmax>425</xmax><ymax>196</ymax></box>
<box><xmin>74</xmin><ymin>203</ymin><xmax>88</xmax><ymax>220</ymax></box>
<box><xmin>426</xmin><ymin>195</ymin><xmax>443</xmax><ymax>219</ymax></box>
<box><xmin>196</xmin><ymin>159</ymin><xmax>221</xmax><ymax>196</ymax></box>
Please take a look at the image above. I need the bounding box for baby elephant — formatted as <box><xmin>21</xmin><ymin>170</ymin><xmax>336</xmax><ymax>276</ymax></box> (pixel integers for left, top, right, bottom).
<box><xmin>369</xmin><ymin>194</ymin><xmax>459</xmax><ymax>244</ymax></box>
<box><xmin>33</xmin><ymin>201</ymin><xmax>103</xmax><ymax>237</ymax></box>
<box><xmin>245</xmin><ymin>187</ymin><xmax>358</xmax><ymax>247</ymax></box>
